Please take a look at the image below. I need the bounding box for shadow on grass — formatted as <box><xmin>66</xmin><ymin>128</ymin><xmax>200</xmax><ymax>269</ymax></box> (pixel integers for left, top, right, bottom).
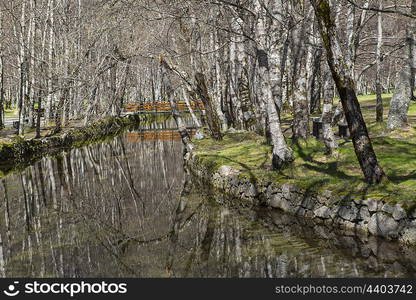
<box><xmin>302</xmin><ymin>162</ymin><xmax>356</xmax><ymax>181</ymax></box>
<box><xmin>292</xmin><ymin>139</ymin><xmax>357</xmax><ymax>181</ymax></box>
<box><xmin>372</xmin><ymin>136</ymin><xmax>416</xmax><ymax>148</ymax></box>
<box><xmin>387</xmin><ymin>169</ymin><xmax>416</xmax><ymax>184</ymax></box>
<box><xmin>291</xmin><ymin>139</ymin><xmax>325</xmax><ymax>166</ymax></box>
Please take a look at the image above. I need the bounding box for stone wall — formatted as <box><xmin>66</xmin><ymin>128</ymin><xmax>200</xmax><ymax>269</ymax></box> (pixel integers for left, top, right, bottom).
<box><xmin>187</xmin><ymin>155</ymin><xmax>416</xmax><ymax>245</ymax></box>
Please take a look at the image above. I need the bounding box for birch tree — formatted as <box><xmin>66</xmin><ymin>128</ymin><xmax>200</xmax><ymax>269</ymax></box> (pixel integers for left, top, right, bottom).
<box><xmin>311</xmin><ymin>0</ymin><xmax>387</xmax><ymax>184</ymax></box>
<box><xmin>375</xmin><ymin>2</ymin><xmax>384</xmax><ymax>123</ymax></box>
<box><xmin>387</xmin><ymin>0</ymin><xmax>416</xmax><ymax>130</ymax></box>
<box><xmin>0</xmin><ymin>8</ymin><xmax>4</xmax><ymax>129</ymax></box>
<box><xmin>321</xmin><ymin>69</ymin><xmax>338</xmax><ymax>155</ymax></box>
<box><xmin>254</xmin><ymin>0</ymin><xmax>293</xmax><ymax>169</ymax></box>
<box><xmin>17</xmin><ymin>0</ymin><xmax>27</xmax><ymax>135</ymax></box>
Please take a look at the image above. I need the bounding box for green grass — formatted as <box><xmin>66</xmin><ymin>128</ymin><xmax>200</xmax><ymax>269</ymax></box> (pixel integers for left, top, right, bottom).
<box><xmin>4</xmin><ymin>109</ymin><xmax>17</xmax><ymax>117</ymax></box>
<box><xmin>194</xmin><ymin>94</ymin><xmax>416</xmax><ymax>210</ymax></box>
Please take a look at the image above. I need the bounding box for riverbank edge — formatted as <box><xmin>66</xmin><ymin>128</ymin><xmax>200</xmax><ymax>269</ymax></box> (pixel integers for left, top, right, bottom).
<box><xmin>186</xmin><ymin>153</ymin><xmax>416</xmax><ymax>245</ymax></box>
<box><xmin>0</xmin><ymin>114</ymin><xmax>153</xmax><ymax>171</ymax></box>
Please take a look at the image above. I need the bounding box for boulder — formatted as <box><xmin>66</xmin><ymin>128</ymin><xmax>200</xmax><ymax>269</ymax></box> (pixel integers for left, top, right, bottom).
<box><xmin>295</xmin><ymin>207</ymin><xmax>307</xmax><ymax>217</ymax></box>
<box><xmin>399</xmin><ymin>221</ymin><xmax>416</xmax><ymax>245</ymax></box>
<box><xmin>392</xmin><ymin>205</ymin><xmax>407</xmax><ymax>221</ymax></box>
<box><xmin>269</xmin><ymin>194</ymin><xmax>297</xmax><ymax>214</ymax></box>
<box><xmin>381</xmin><ymin>203</ymin><xmax>395</xmax><ymax>215</ymax></box>
<box><xmin>241</xmin><ymin>182</ymin><xmax>258</xmax><ymax>198</ymax></box>
<box><xmin>365</xmin><ymin>198</ymin><xmax>382</xmax><ymax>212</ymax></box>
<box><xmin>337</xmin><ymin>205</ymin><xmax>359</xmax><ymax>222</ymax></box>
<box><xmin>368</xmin><ymin>212</ymin><xmax>399</xmax><ymax>239</ymax></box>
<box><xmin>313</xmin><ymin>206</ymin><xmax>331</xmax><ymax>219</ymax></box>
<box><xmin>338</xmin><ymin>219</ymin><xmax>357</xmax><ymax>232</ymax></box>
<box><xmin>217</xmin><ymin>165</ymin><xmax>240</xmax><ymax>177</ymax></box>
<box><xmin>358</xmin><ymin>206</ymin><xmax>371</xmax><ymax>222</ymax></box>
<box><xmin>281</xmin><ymin>183</ymin><xmax>296</xmax><ymax>199</ymax></box>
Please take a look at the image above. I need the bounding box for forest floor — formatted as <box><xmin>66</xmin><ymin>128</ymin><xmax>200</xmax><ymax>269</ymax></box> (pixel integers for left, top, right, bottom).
<box><xmin>193</xmin><ymin>94</ymin><xmax>416</xmax><ymax>209</ymax></box>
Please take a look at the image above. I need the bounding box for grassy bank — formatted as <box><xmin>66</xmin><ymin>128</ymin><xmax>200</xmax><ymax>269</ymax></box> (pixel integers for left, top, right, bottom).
<box><xmin>0</xmin><ymin>113</ymin><xmax>172</xmax><ymax>178</ymax></box>
<box><xmin>193</xmin><ymin>94</ymin><xmax>416</xmax><ymax>210</ymax></box>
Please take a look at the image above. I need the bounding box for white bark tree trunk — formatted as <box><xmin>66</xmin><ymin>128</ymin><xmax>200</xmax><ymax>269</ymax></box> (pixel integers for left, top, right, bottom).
<box><xmin>375</xmin><ymin>3</ymin><xmax>383</xmax><ymax>123</ymax></box>
<box><xmin>387</xmin><ymin>0</ymin><xmax>416</xmax><ymax>130</ymax></box>
<box><xmin>18</xmin><ymin>0</ymin><xmax>27</xmax><ymax>135</ymax></box>
<box><xmin>321</xmin><ymin>70</ymin><xmax>338</xmax><ymax>155</ymax></box>
<box><xmin>45</xmin><ymin>0</ymin><xmax>54</xmax><ymax>127</ymax></box>
<box><xmin>255</xmin><ymin>0</ymin><xmax>293</xmax><ymax>169</ymax></box>
<box><xmin>387</xmin><ymin>69</ymin><xmax>412</xmax><ymax>130</ymax></box>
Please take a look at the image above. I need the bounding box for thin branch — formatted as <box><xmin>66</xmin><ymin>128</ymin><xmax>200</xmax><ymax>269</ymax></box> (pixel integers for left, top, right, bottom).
<box><xmin>345</xmin><ymin>0</ymin><xmax>416</xmax><ymax>19</ymax></box>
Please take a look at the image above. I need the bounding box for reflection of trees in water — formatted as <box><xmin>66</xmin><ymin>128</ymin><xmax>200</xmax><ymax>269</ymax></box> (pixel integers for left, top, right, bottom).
<box><xmin>165</xmin><ymin>192</ymin><xmax>416</xmax><ymax>278</ymax></box>
<box><xmin>0</xmin><ymin>133</ymin><xmax>184</xmax><ymax>277</ymax></box>
<box><xmin>0</xmin><ymin>130</ymin><xmax>415</xmax><ymax>277</ymax></box>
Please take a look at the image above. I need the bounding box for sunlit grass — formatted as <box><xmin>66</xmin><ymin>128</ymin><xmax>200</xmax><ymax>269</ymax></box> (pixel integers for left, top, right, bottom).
<box><xmin>4</xmin><ymin>109</ymin><xmax>17</xmax><ymax>117</ymax></box>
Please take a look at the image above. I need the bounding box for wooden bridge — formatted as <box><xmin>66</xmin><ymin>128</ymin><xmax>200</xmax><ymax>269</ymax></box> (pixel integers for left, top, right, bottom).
<box><xmin>124</xmin><ymin>101</ymin><xmax>204</xmax><ymax>114</ymax></box>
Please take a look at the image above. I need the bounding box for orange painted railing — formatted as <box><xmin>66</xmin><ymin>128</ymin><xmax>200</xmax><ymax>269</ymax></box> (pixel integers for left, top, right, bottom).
<box><xmin>126</xmin><ymin>130</ymin><xmax>197</xmax><ymax>142</ymax></box>
<box><xmin>124</xmin><ymin>101</ymin><xmax>204</xmax><ymax>113</ymax></box>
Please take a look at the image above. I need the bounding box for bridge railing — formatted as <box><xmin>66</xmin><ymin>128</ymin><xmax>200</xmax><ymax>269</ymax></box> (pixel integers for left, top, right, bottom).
<box><xmin>126</xmin><ymin>129</ymin><xmax>198</xmax><ymax>142</ymax></box>
<box><xmin>124</xmin><ymin>101</ymin><xmax>204</xmax><ymax>113</ymax></box>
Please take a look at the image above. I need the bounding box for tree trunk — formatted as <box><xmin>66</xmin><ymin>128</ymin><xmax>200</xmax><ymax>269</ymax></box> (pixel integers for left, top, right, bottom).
<box><xmin>292</xmin><ymin>72</ymin><xmax>309</xmax><ymax>139</ymax></box>
<box><xmin>309</xmin><ymin>48</ymin><xmax>322</xmax><ymax>113</ymax></box>
<box><xmin>387</xmin><ymin>69</ymin><xmax>412</xmax><ymax>130</ymax></box>
<box><xmin>116</xmin><ymin>61</ymin><xmax>130</xmax><ymax>116</ymax></box>
<box><xmin>386</xmin><ymin>0</ymin><xmax>416</xmax><ymax>130</ymax></box>
<box><xmin>214</xmin><ymin>28</ymin><xmax>230</xmax><ymax>130</ymax></box>
<box><xmin>109</xmin><ymin>58</ymin><xmax>117</xmax><ymax>116</ymax></box>
<box><xmin>182</xmin><ymin>87</ymin><xmax>201</xmax><ymax>128</ymax></box>
<box><xmin>18</xmin><ymin>61</ymin><xmax>26</xmax><ymax>135</ymax></box>
<box><xmin>291</xmin><ymin>11</ymin><xmax>310</xmax><ymax>140</ymax></box>
<box><xmin>255</xmin><ymin>0</ymin><xmax>293</xmax><ymax>169</ymax></box>
<box><xmin>195</xmin><ymin>72</ymin><xmax>223</xmax><ymax>140</ymax></box>
<box><xmin>312</xmin><ymin>0</ymin><xmax>387</xmax><ymax>184</ymax></box>
<box><xmin>17</xmin><ymin>0</ymin><xmax>27</xmax><ymax>135</ymax></box>
<box><xmin>257</xmin><ymin>49</ymin><xmax>294</xmax><ymax>169</ymax></box>
<box><xmin>0</xmin><ymin>55</ymin><xmax>4</xmax><ymax>130</ymax></box>
<box><xmin>375</xmin><ymin>4</ymin><xmax>383</xmax><ymax>123</ymax></box>
<box><xmin>53</xmin><ymin>87</ymin><xmax>68</xmax><ymax>134</ymax></box>
<box><xmin>0</xmin><ymin>5</ymin><xmax>3</xmax><ymax>129</ymax></box>
<box><xmin>409</xmin><ymin>0</ymin><xmax>416</xmax><ymax>101</ymax></box>
<box><xmin>345</xmin><ymin>2</ymin><xmax>355</xmax><ymax>73</ymax></box>
<box><xmin>28</xmin><ymin>0</ymin><xmax>36</xmax><ymax>128</ymax></box>
<box><xmin>45</xmin><ymin>0</ymin><xmax>54</xmax><ymax>127</ymax></box>
<box><xmin>269</xmin><ymin>1</ymin><xmax>285</xmax><ymax>110</ymax></box>
<box><xmin>321</xmin><ymin>71</ymin><xmax>338</xmax><ymax>155</ymax></box>
<box><xmin>35</xmin><ymin>90</ymin><xmax>42</xmax><ymax>139</ymax></box>
<box><xmin>160</xmin><ymin>57</ymin><xmax>194</xmax><ymax>155</ymax></box>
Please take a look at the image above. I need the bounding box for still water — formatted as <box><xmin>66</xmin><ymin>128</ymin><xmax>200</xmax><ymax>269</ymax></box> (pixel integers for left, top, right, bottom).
<box><xmin>0</xmin><ymin>126</ymin><xmax>415</xmax><ymax>278</ymax></box>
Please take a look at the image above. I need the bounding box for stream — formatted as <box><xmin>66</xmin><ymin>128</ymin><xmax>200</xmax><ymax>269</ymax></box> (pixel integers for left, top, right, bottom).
<box><xmin>0</xmin><ymin>121</ymin><xmax>415</xmax><ymax>278</ymax></box>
